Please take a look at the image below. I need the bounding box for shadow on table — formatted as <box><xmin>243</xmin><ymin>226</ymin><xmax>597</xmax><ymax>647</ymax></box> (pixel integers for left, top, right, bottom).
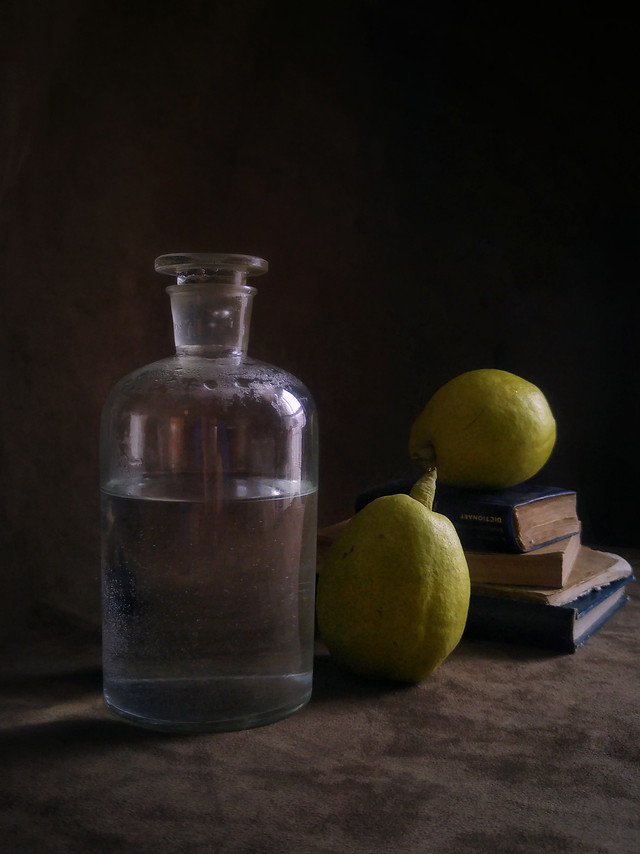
<box><xmin>309</xmin><ymin>633</ymin><xmax>566</xmax><ymax>705</ymax></box>
<box><xmin>0</xmin><ymin>712</ymin><xmax>176</xmax><ymax>757</ymax></box>
<box><xmin>0</xmin><ymin>663</ymin><xmax>187</xmax><ymax>757</ymax></box>
<box><xmin>0</xmin><ymin>631</ymin><xmax>565</xmax><ymax>758</ymax></box>
<box><xmin>310</xmin><ymin>650</ymin><xmax>420</xmax><ymax>703</ymax></box>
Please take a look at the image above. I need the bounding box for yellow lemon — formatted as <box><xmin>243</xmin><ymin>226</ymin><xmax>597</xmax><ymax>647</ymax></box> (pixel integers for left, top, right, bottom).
<box><xmin>316</xmin><ymin>469</ymin><xmax>470</xmax><ymax>683</ymax></box>
<box><xmin>409</xmin><ymin>369</ymin><xmax>556</xmax><ymax>489</ymax></box>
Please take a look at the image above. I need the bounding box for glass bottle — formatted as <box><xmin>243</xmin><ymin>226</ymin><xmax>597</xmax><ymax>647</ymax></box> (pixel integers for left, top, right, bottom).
<box><xmin>100</xmin><ymin>253</ymin><xmax>319</xmax><ymax>731</ymax></box>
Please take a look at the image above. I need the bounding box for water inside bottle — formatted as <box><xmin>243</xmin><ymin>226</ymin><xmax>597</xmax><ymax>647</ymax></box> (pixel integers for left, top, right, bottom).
<box><xmin>101</xmin><ymin>475</ymin><xmax>317</xmax><ymax>731</ymax></box>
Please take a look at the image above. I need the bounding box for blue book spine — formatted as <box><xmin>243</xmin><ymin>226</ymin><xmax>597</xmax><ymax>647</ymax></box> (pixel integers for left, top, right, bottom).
<box><xmin>464</xmin><ymin>576</ymin><xmax>633</xmax><ymax>653</ymax></box>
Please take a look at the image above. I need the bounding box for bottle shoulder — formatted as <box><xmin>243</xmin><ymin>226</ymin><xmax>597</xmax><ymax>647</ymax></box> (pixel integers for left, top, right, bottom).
<box><xmin>102</xmin><ymin>355</ymin><xmax>316</xmax><ymax>415</ymax></box>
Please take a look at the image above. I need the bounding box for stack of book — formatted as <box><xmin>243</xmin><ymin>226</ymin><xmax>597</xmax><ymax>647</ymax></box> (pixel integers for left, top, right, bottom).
<box><xmin>317</xmin><ymin>478</ymin><xmax>634</xmax><ymax>654</ymax></box>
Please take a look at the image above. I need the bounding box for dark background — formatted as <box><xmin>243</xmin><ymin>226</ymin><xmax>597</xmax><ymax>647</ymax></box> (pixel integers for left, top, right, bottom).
<box><xmin>1</xmin><ymin>1</ymin><xmax>637</xmax><ymax>639</ymax></box>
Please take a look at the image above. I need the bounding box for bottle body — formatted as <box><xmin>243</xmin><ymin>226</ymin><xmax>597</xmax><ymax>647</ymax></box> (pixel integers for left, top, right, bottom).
<box><xmin>100</xmin><ymin>257</ymin><xmax>318</xmax><ymax>731</ymax></box>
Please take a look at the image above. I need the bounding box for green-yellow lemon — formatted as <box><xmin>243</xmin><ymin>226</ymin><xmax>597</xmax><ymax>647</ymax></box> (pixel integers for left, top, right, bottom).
<box><xmin>316</xmin><ymin>469</ymin><xmax>470</xmax><ymax>683</ymax></box>
<box><xmin>409</xmin><ymin>369</ymin><xmax>556</xmax><ymax>489</ymax></box>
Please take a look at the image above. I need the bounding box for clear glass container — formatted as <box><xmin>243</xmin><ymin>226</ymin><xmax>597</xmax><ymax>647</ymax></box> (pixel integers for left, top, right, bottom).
<box><xmin>100</xmin><ymin>253</ymin><xmax>319</xmax><ymax>731</ymax></box>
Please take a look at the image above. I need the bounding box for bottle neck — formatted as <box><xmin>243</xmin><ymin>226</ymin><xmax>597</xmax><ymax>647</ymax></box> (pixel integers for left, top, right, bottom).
<box><xmin>168</xmin><ymin>282</ymin><xmax>256</xmax><ymax>357</ymax></box>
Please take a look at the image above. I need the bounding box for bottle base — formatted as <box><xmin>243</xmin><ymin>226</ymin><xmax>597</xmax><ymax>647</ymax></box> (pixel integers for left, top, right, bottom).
<box><xmin>103</xmin><ymin>673</ymin><xmax>312</xmax><ymax>733</ymax></box>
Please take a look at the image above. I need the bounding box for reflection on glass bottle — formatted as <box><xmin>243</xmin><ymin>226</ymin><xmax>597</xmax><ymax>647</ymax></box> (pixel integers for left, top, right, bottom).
<box><xmin>100</xmin><ymin>254</ymin><xmax>319</xmax><ymax>731</ymax></box>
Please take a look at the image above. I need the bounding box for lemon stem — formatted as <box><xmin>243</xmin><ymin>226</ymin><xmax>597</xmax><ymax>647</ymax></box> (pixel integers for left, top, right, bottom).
<box><xmin>409</xmin><ymin>466</ymin><xmax>437</xmax><ymax>511</ymax></box>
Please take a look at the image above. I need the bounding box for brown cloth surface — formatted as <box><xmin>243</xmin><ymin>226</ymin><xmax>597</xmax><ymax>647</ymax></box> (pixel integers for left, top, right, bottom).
<box><xmin>1</xmin><ymin>552</ymin><xmax>638</xmax><ymax>854</ymax></box>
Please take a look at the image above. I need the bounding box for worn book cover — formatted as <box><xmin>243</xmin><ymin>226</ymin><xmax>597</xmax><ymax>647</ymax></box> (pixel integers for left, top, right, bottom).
<box><xmin>465</xmin><ymin>532</ymin><xmax>581</xmax><ymax>587</ymax></box>
<box><xmin>470</xmin><ymin>547</ymin><xmax>633</xmax><ymax>605</ymax></box>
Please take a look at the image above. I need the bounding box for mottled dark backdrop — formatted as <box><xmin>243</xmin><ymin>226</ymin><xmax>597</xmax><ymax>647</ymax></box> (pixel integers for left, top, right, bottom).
<box><xmin>1</xmin><ymin>1</ymin><xmax>637</xmax><ymax>638</ymax></box>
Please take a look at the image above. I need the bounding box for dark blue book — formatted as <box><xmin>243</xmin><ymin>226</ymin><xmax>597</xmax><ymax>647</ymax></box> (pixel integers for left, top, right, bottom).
<box><xmin>464</xmin><ymin>573</ymin><xmax>634</xmax><ymax>653</ymax></box>
<box><xmin>355</xmin><ymin>479</ymin><xmax>579</xmax><ymax>553</ymax></box>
